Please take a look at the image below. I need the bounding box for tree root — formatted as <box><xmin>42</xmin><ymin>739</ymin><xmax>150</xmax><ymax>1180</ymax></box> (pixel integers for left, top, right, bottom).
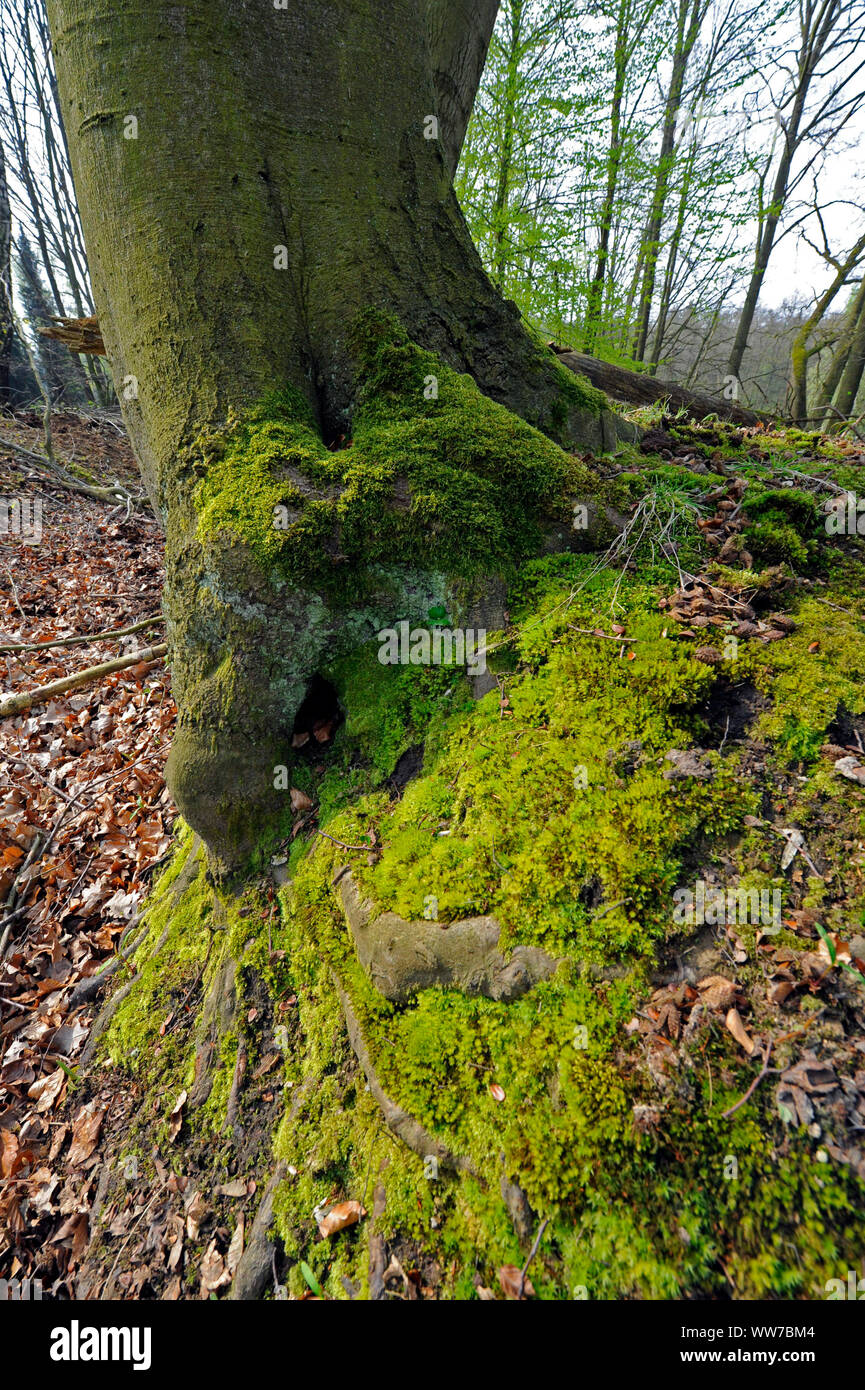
<box><xmin>229</xmin><ymin>1161</ymin><xmax>288</xmax><ymax>1301</ymax></box>
<box><xmin>339</xmin><ymin>872</ymin><xmax>561</xmax><ymax>1004</ymax></box>
<box><xmin>332</xmin><ymin>971</ymin><xmax>474</xmax><ymax>1175</ymax></box>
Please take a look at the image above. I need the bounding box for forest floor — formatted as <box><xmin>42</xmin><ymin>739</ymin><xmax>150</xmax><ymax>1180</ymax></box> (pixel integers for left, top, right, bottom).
<box><xmin>2</xmin><ymin>401</ymin><xmax>865</xmax><ymax>1301</ymax></box>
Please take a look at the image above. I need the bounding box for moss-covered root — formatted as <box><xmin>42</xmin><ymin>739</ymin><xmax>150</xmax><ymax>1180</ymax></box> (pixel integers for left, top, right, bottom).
<box><xmin>167</xmin><ymin>316</ymin><xmax>629</xmax><ymax>875</ymax></box>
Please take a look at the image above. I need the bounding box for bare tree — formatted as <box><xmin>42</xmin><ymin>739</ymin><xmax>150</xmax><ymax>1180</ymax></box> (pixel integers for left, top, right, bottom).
<box><xmin>0</xmin><ymin>0</ymin><xmax>111</xmax><ymax>403</ymax></box>
<box><xmin>787</xmin><ymin>196</ymin><xmax>865</xmax><ymax>421</ymax></box>
<box><xmin>0</xmin><ymin>132</ymin><xmax>12</xmax><ymax>405</ymax></box>
<box><xmin>727</xmin><ymin>0</ymin><xmax>865</xmax><ymax>383</ymax></box>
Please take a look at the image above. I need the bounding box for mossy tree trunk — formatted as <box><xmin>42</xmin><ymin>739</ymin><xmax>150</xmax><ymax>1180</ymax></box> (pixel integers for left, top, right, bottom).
<box><xmin>45</xmin><ymin>0</ymin><xmax>624</xmax><ymax>869</ymax></box>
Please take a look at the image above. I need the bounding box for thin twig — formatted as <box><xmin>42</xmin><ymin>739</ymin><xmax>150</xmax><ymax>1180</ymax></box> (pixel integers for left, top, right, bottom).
<box><xmin>315</xmin><ymin>829</ymin><xmax>371</xmax><ymax>853</ymax></box>
<box><xmin>518</xmin><ymin>1216</ymin><xmax>549</xmax><ymax>1299</ymax></box>
<box><xmin>0</xmin><ymin>614</ymin><xmax>163</xmax><ymax>654</ymax></box>
<box><xmin>720</xmin><ymin>1041</ymin><xmax>777</xmax><ymax>1119</ymax></box>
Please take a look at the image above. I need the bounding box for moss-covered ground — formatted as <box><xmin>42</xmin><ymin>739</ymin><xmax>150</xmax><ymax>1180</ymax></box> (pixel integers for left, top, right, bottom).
<box><xmin>81</xmin><ymin>391</ymin><xmax>865</xmax><ymax>1302</ymax></box>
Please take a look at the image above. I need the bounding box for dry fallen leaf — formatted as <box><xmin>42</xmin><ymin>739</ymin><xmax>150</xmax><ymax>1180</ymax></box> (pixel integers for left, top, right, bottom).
<box><xmin>226</xmin><ymin>1214</ymin><xmax>245</xmax><ymax>1276</ymax></box>
<box><xmin>290</xmin><ymin>787</ymin><xmax>313</xmax><ymax>813</ymax></box>
<box><xmin>0</xmin><ymin>1127</ymin><xmax>20</xmax><ymax>1179</ymax></box>
<box><xmin>498</xmin><ymin>1264</ymin><xmax>535</xmax><ymax>1300</ymax></box>
<box><xmin>696</xmin><ymin>975</ymin><xmax>737</xmax><ymax>1011</ymax></box>
<box><xmin>167</xmin><ymin>1089</ymin><xmax>187</xmax><ymax>1143</ymax></box>
<box><xmin>185</xmin><ymin>1189</ymin><xmax>208</xmax><ymax>1240</ymax></box>
<box><xmin>835</xmin><ymin>756</ymin><xmax>865</xmax><ymax>786</ymax></box>
<box><xmin>200</xmin><ymin>1238</ymin><xmax>231</xmax><ymax>1292</ymax></box>
<box><xmin>725</xmin><ymin>1007</ymin><xmax>755</xmax><ymax>1055</ymax></box>
<box><xmin>768</xmin><ymin>980</ymin><xmax>795</xmax><ymax>1005</ymax></box>
<box><xmin>219</xmin><ymin>1179</ymin><xmax>248</xmax><ymax>1199</ymax></box>
<box><xmin>67</xmin><ymin>1101</ymin><xmax>104</xmax><ymax>1165</ymax></box>
<box><xmin>27</xmin><ymin>1067</ymin><xmax>65</xmax><ymax>1113</ymax></box>
<box><xmin>817</xmin><ymin>930</ymin><xmax>852</xmax><ymax>967</ymax></box>
<box><xmin>317</xmin><ymin>1199</ymin><xmax>366</xmax><ymax>1238</ymax></box>
<box><xmin>489</xmin><ymin>1082</ymin><xmax>506</xmax><ymax>1103</ymax></box>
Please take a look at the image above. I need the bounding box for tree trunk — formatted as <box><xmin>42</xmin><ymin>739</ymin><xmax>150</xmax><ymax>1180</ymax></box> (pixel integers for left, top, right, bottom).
<box><xmin>789</xmin><ymin>233</ymin><xmax>865</xmax><ymax>424</ymax></box>
<box><xmin>831</xmin><ymin>289</ymin><xmax>865</xmax><ymax>427</ymax></box>
<box><xmin>582</xmin><ymin>8</ymin><xmax>628</xmax><ymax>357</ymax></box>
<box><xmin>427</xmin><ymin>0</ymin><xmax>500</xmax><ymax>177</ymax></box>
<box><xmin>489</xmin><ymin>0</ymin><xmax>523</xmax><ymax>287</ymax></box>
<box><xmin>815</xmin><ymin>276</ymin><xmax>865</xmax><ymax>423</ymax></box>
<box><xmin>0</xmin><ymin>137</ymin><xmax>12</xmax><ymax>407</ymax></box>
<box><xmin>46</xmin><ymin>0</ymin><xmax>628</xmax><ymax>872</ymax></box>
<box><xmin>630</xmin><ymin>0</ymin><xmax>704</xmax><ymax>365</ymax></box>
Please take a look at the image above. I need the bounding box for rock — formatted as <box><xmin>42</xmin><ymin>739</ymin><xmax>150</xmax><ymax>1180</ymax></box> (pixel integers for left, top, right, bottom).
<box><xmin>836</xmin><ymin>755</ymin><xmax>865</xmax><ymax>786</ymax></box>
<box><xmin>663</xmin><ymin>749</ymin><xmax>714</xmax><ymax>781</ymax></box>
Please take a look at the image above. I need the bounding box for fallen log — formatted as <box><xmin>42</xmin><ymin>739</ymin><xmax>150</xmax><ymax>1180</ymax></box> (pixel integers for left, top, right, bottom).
<box><xmin>553</xmin><ymin>346</ymin><xmax>774</xmax><ymax>428</ymax></box>
<box><xmin>0</xmin><ymin>643</ymin><xmax>168</xmax><ymax>717</ymax></box>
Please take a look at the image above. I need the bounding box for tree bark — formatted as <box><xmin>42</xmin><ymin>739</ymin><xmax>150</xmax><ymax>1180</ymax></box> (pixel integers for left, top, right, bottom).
<box><xmin>831</xmin><ymin>288</ymin><xmax>865</xmax><ymax>427</ymax></box>
<box><xmin>555</xmin><ymin>347</ymin><xmax>771</xmax><ymax>425</ymax></box>
<box><xmin>789</xmin><ymin>233</ymin><xmax>865</xmax><ymax>423</ymax></box>
<box><xmin>630</xmin><ymin>0</ymin><xmax>705</xmax><ymax>364</ymax></box>
<box><xmin>427</xmin><ymin>0</ymin><xmax>500</xmax><ymax>177</ymax></box>
<box><xmin>46</xmin><ymin>0</ymin><xmax>627</xmax><ymax>871</ymax></box>
<box><xmin>815</xmin><ymin>277</ymin><xmax>865</xmax><ymax>422</ymax></box>
<box><xmin>0</xmin><ymin>136</ymin><xmax>12</xmax><ymax>406</ymax></box>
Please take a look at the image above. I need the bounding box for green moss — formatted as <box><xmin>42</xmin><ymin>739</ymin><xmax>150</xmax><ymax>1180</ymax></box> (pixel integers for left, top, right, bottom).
<box><xmin>743</xmin><ymin>487</ymin><xmax>822</xmax><ymax>571</ymax></box>
<box><xmin>752</xmin><ymin>596</ymin><xmax>865</xmax><ymax>765</ymax></box>
<box><xmin>98</xmin><ymin>465</ymin><xmax>865</xmax><ymax>1300</ymax></box>
<box><xmin>192</xmin><ymin>315</ymin><xmax>615</xmax><ymax>603</ymax></box>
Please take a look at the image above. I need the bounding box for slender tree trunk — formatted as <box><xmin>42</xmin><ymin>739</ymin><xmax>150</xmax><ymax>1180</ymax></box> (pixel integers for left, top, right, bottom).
<box><xmin>647</xmin><ymin>137</ymin><xmax>698</xmax><ymax>373</ymax></box>
<box><xmin>831</xmin><ymin>291</ymin><xmax>865</xmax><ymax>426</ymax></box>
<box><xmin>0</xmin><ymin>137</ymin><xmax>12</xmax><ymax>406</ymax></box>
<box><xmin>630</xmin><ymin>0</ymin><xmax>703</xmax><ymax>364</ymax></box>
<box><xmin>583</xmin><ymin>0</ymin><xmax>629</xmax><ymax>355</ymax></box>
<box><xmin>46</xmin><ymin>0</ymin><xmax>625</xmax><ymax>871</ymax></box>
<box><xmin>490</xmin><ymin>0</ymin><xmax>523</xmax><ymax>286</ymax></box>
<box><xmin>725</xmin><ymin>0</ymin><xmax>846</xmax><ymax>384</ymax></box>
<box><xmin>725</xmin><ymin>115</ymin><xmax>801</xmax><ymax>383</ymax></box>
<box><xmin>815</xmin><ymin>277</ymin><xmax>865</xmax><ymax>421</ymax></box>
<box><xmin>789</xmin><ymin>235</ymin><xmax>865</xmax><ymax>423</ymax></box>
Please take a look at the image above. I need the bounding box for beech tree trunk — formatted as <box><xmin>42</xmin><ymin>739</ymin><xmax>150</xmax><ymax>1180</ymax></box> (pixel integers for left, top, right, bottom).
<box><xmin>45</xmin><ymin>0</ymin><xmax>625</xmax><ymax>870</ymax></box>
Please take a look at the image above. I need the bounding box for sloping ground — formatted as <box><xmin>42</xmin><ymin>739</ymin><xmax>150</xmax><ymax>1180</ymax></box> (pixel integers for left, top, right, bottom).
<box><xmin>2</xmin><ymin>405</ymin><xmax>865</xmax><ymax>1301</ymax></box>
<box><xmin>0</xmin><ymin>413</ymin><xmax>175</xmax><ymax>1293</ymax></box>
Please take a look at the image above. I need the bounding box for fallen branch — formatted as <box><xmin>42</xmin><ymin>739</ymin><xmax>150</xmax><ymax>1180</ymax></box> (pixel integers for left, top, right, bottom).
<box><xmin>518</xmin><ymin>1216</ymin><xmax>549</xmax><ymax>1299</ymax></box>
<box><xmin>0</xmin><ymin>430</ymin><xmax>149</xmax><ymax>509</ymax></box>
<box><xmin>0</xmin><ymin>615</ymin><xmax>163</xmax><ymax>655</ymax></box>
<box><xmin>0</xmin><ymin>643</ymin><xmax>168</xmax><ymax>717</ymax></box>
<box><xmin>315</xmin><ymin>828</ymin><xmax>373</xmax><ymax>853</ymax></box>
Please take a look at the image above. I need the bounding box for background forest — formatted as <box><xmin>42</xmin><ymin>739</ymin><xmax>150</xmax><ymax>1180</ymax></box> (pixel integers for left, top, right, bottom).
<box><xmin>2</xmin><ymin>0</ymin><xmax>865</xmax><ymax>427</ymax></box>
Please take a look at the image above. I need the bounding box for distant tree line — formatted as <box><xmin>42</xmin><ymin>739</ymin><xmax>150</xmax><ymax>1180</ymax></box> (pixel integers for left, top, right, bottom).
<box><xmin>0</xmin><ymin>0</ymin><xmax>112</xmax><ymax>409</ymax></box>
<box><xmin>457</xmin><ymin>0</ymin><xmax>865</xmax><ymax>424</ymax></box>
